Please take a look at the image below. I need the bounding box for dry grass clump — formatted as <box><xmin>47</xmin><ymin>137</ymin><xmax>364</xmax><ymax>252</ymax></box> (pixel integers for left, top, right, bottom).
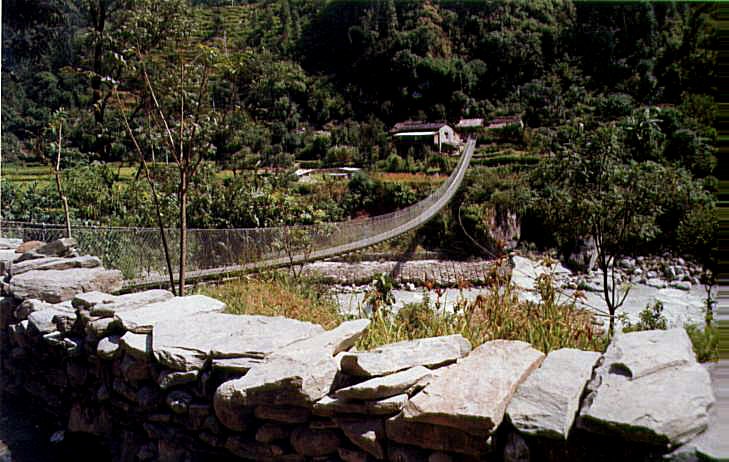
<box><xmin>199</xmin><ymin>273</ymin><xmax>342</xmax><ymax>329</ymax></box>
<box><xmin>201</xmin><ymin>267</ymin><xmax>605</xmax><ymax>354</ymax></box>
<box><xmin>356</xmin><ymin>270</ymin><xmax>606</xmax><ymax>353</ymax></box>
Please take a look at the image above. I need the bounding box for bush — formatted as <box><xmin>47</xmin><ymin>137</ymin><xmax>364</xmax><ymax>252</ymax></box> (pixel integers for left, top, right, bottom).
<box><xmin>596</xmin><ymin>93</ymin><xmax>634</xmax><ymax>120</ymax></box>
<box><xmin>685</xmin><ymin>323</ymin><xmax>719</xmax><ymax>363</ymax></box>
<box><xmin>356</xmin><ymin>265</ymin><xmax>605</xmax><ymax>352</ymax></box>
<box><xmin>384</xmin><ymin>153</ymin><xmax>407</xmax><ymax>172</ymax></box>
<box><xmin>324</xmin><ymin>145</ymin><xmax>359</xmax><ymax>166</ymax></box>
<box><xmin>623</xmin><ymin>301</ymin><xmax>668</xmax><ymax>332</ymax></box>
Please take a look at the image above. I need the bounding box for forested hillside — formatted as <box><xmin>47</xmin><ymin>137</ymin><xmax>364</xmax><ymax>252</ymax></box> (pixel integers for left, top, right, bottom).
<box><xmin>1</xmin><ymin>0</ymin><xmax>718</xmax><ymax>273</ymax></box>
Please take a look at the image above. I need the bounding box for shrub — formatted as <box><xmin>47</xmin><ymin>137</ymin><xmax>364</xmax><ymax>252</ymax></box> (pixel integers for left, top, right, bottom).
<box><xmin>623</xmin><ymin>301</ymin><xmax>668</xmax><ymax>332</ymax></box>
<box><xmin>684</xmin><ymin>323</ymin><xmax>719</xmax><ymax>363</ymax></box>
<box><xmin>356</xmin><ymin>266</ymin><xmax>606</xmax><ymax>352</ymax></box>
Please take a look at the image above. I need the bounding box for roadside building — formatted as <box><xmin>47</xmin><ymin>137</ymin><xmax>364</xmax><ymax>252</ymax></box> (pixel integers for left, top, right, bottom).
<box><xmin>390</xmin><ymin>121</ymin><xmax>458</xmax><ymax>152</ymax></box>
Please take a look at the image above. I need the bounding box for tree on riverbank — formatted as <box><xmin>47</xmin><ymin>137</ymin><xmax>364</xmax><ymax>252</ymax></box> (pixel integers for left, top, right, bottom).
<box><xmin>531</xmin><ymin>124</ymin><xmax>715</xmax><ymax>336</ymax></box>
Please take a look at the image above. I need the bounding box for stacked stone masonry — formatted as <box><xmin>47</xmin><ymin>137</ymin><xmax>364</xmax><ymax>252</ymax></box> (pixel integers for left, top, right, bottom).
<box><xmin>0</xmin><ymin>238</ymin><xmax>720</xmax><ymax>461</ymax></box>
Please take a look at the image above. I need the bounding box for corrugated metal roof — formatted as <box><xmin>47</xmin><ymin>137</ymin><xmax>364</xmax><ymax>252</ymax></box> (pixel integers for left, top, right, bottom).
<box><xmin>456</xmin><ymin>118</ymin><xmax>484</xmax><ymax>127</ymax></box>
<box><xmin>393</xmin><ymin>131</ymin><xmax>437</xmax><ymax>137</ymax></box>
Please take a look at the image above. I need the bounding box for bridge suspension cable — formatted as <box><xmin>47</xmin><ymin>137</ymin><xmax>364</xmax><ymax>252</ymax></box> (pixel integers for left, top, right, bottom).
<box><xmin>1</xmin><ymin>139</ymin><xmax>475</xmax><ymax>290</ymax></box>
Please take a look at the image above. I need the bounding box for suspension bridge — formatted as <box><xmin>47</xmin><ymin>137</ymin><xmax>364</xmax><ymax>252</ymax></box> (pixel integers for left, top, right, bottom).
<box><xmin>1</xmin><ymin>139</ymin><xmax>475</xmax><ymax>290</ymax></box>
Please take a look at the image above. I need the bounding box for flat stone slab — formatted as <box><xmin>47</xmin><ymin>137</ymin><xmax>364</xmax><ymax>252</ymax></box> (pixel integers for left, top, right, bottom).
<box><xmin>27</xmin><ymin>307</ymin><xmax>73</xmax><ymax>335</ymax></box>
<box><xmin>335</xmin><ymin>366</ymin><xmax>432</xmax><ymax>400</ymax></box>
<box><xmin>153</xmin><ymin>313</ymin><xmax>324</xmax><ymax>371</ymax></box>
<box><xmin>274</xmin><ymin>319</ymin><xmax>369</xmax><ymax>360</ymax></box>
<box><xmin>578</xmin><ymin>329</ymin><xmax>714</xmax><ymax>447</ymax></box>
<box><xmin>212</xmin><ymin>357</ymin><xmax>265</xmax><ymax>374</ymax></box>
<box><xmin>600</xmin><ymin>328</ymin><xmax>695</xmax><ymax>380</ymax></box>
<box><xmin>10</xmin><ymin>268</ymin><xmax>123</xmax><ymax>303</ymax></box>
<box><xmin>339</xmin><ymin>335</ymin><xmax>472</xmax><ymax>377</ymax></box>
<box><xmin>76</xmin><ymin>289</ymin><xmax>174</xmax><ymax>316</ymax></box>
<box><xmin>10</xmin><ymin>255</ymin><xmax>101</xmax><ymax>276</ymax></box>
<box><xmin>115</xmin><ymin>295</ymin><xmax>225</xmax><ymax>333</ymax></box>
<box><xmin>314</xmin><ymin>394</ymin><xmax>408</xmax><ymax>417</ymax></box>
<box><xmin>402</xmin><ymin>340</ymin><xmax>544</xmax><ymax>435</ymax></box>
<box><xmin>665</xmin><ymin>361</ymin><xmax>729</xmax><ymax>461</ymax></box>
<box><xmin>507</xmin><ymin>348</ymin><xmax>601</xmax><ymax>439</ymax></box>
<box><xmin>214</xmin><ymin>354</ymin><xmax>338</xmax><ymax>430</ymax></box>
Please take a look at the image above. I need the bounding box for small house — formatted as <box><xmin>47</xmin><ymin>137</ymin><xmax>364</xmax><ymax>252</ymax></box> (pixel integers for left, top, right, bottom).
<box><xmin>390</xmin><ymin>121</ymin><xmax>458</xmax><ymax>152</ymax></box>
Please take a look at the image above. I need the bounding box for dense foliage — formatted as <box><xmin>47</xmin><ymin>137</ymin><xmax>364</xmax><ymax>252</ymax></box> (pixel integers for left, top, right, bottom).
<box><xmin>2</xmin><ymin>0</ymin><xmax>718</xmax><ymax>269</ymax></box>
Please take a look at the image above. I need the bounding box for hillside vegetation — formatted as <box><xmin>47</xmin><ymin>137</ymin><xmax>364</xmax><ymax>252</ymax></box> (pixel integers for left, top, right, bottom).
<box><xmin>1</xmin><ymin>1</ymin><xmax>717</xmax><ymax>277</ymax></box>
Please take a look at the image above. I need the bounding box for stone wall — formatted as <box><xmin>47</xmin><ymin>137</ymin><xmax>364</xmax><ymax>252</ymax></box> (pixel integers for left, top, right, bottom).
<box><xmin>0</xmin><ymin>238</ymin><xmax>719</xmax><ymax>461</ymax></box>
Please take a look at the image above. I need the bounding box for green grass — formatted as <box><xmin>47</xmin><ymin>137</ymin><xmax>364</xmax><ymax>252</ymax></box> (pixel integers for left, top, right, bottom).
<box><xmin>356</xmin><ymin>271</ymin><xmax>606</xmax><ymax>352</ymax></box>
<box><xmin>201</xmin><ymin>267</ymin><xmax>607</xmax><ymax>354</ymax></box>
<box><xmin>2</xmin><ymin>162</ymin><xmax>246</xmax><ymax>187</ymax></box>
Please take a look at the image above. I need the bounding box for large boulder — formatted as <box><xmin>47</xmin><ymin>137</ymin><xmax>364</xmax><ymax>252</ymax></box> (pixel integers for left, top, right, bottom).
<box><xmin>577</xmin><ymin>329</ymin><xmax>715</xmax><ymax>448</ymax></box>
<box><xmin>564</xmin><ymin>236</ymin><xmax>598</xmax><ymax>273</ymax></box>
<box><xmin>401</xmin><ymin>340</ymin><xmax>544</xmax><ymax>435</ymax></box>
<box><xmin>115</xmin><ymin>295</ymin><xmax>225</xmax><ymax>333</ymax></box>
<box><xmin>339</xmin><ymin>335</ymin><xmax>471</xmax><ymax>377</ymax></box>
<box><xmin>507</xmin><ymin>348</ymin><xmax>601</xmax><ymax>439</ymax></box>
<box><xmin>510</xmin><ymin>256</ymin><xmax>571</xmax><ymax>292</ymax></box>
<box><xmin>10</xmin><ymin>268</ymin><xmax>123</xmax><ymax>303</ymax></box>
<box><xmin>664</xmin><ymin>361</ymin><xmax>729</xmax><ymax>461</ymax></box>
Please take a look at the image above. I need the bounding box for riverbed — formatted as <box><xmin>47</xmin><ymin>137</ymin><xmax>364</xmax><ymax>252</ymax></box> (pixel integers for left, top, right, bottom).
<box><xmin>329</xmin><ymin>255</ymin><xmax>713</xmax><ymax>331</ymax></box>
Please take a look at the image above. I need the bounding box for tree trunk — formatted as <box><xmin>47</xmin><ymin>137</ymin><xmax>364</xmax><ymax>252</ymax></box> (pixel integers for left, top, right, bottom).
<box><xmin>55</xmin><ymin>122</ymin><xmax>72</xmax><ymax>239</ymax></box>
<box><xmin>178</xmin><ymin>169</ymin><xmax>188</xmax><ymax>296</ymax></box>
